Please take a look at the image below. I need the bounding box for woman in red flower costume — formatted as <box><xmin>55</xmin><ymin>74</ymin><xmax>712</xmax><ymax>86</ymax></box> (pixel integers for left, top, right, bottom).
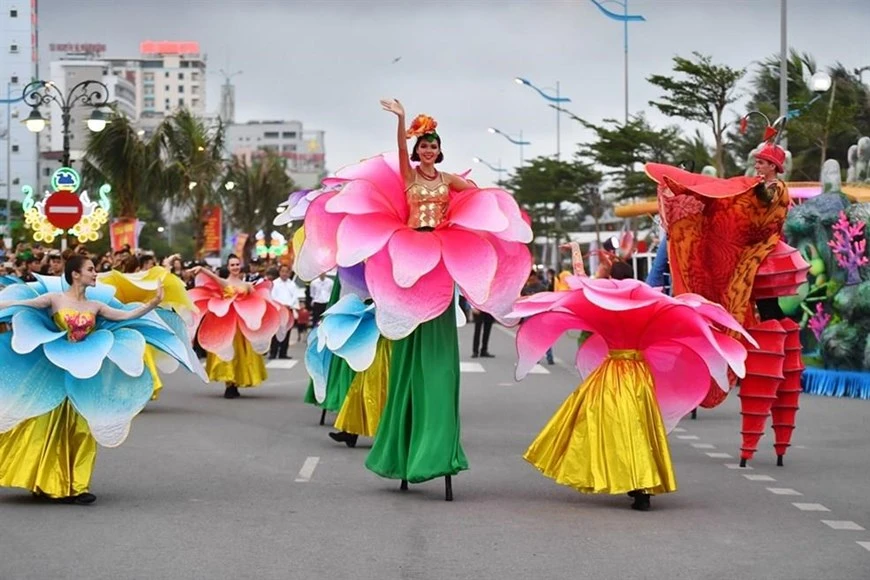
<box><xmin>645</xmin><ymin>118</ymin><xmax>808</xmax><ymax>467</ymax></box>
<box><xmin>189</xmin><ymin>255</ymin><xmax>286</xmax><ymax>399</ymax></box>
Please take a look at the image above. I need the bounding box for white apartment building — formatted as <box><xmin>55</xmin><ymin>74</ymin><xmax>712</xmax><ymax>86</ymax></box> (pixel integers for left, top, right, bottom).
<box><xmin>1</xmin><ymin>0</ymin><xmax>38</xmax><ymax>208</ymax></box>
<box><xmin>225</xmin><ymin>120</ymin><xmax>326</xmax><ymax>189</ymax></box>
<box><xmin>104</xmin><ymin>41</ymin><xmax>207</xmax><ymax>130</ymax></box>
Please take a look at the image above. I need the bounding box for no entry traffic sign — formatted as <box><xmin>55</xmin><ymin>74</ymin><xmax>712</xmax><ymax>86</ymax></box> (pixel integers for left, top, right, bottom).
<box><xmin>44</xmin><ymin>191</ymin><xmax>84</xmax><ymax>230</ymax></box>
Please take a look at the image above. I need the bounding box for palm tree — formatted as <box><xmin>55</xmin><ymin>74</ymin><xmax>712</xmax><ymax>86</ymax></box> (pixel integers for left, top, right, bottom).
<box><xmin>224</xmin><ymin>151</ymin><xmax>295</xmax><ymax>259</ymax></box>
<box><xmin>81</xmin><ymin>112</ymin><xmax>166</xmax><ymax>218</ymax></box>
<box><xmin>159</xmin><ymin>109</ymin><xmax>226</xmax><ymax>257</ymax></box>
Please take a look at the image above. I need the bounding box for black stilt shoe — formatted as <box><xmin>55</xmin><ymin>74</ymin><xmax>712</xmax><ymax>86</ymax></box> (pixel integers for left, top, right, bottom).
<box><xmin>691</xmin><ymin>408</ymin><xmax>698</xmax><ymax>420</ymax></box>
<box><xmin>445</xmin><ymin>476</ymin><xmax>453</xmax><ymax>502</ymax></box>
<box><xmin>400</xmin><ymin>479</ymin><xmax>409</xmax><ymax>491</ymax></box>
<box><xmin>739</xmin><ymin>458</ymin><xmax>748</xmax><ymax>468</ymax></box>
<box><xmin>776</xmin><ymin>454</ymin><xmax>784</xmax><ymax>467</ymax></box>
<box><xmin>630</xmin><ymin>492</ymin><xmax>650</xmax><ymax>511</ymax></box>
<box><xmin>224</xmin><ymin>385</ymin><xmax>240</xmax><ymax>399</ymax></box>
<box><xmin>328</xmin><ymin>431</ymin><xmax>358</xmax><ymax>448</ymax></box>
<box><xmin>319</xmin><ymin>409</ymin><xmax>327</xmax><ymax>426</ymax></box>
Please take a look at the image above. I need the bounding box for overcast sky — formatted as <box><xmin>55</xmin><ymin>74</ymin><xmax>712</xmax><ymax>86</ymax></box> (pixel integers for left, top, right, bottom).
<box><xmin>39</xmin><ymin>0</ymin><xmax>870</xmax><ymax>185</ymax></box>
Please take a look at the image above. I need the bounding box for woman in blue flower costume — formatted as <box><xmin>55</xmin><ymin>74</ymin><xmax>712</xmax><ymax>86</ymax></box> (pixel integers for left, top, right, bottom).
<box><xmin>0</xmin><ymin>255</ymin><xmax>205</xmax><ymax>504</ymax></box>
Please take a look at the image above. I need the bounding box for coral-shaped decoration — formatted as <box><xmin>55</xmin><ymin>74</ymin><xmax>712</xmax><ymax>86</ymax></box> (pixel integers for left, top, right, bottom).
<box><xmin>828</xmin><ymin>211</ymin><xmax>868</xmax><ymax>285</ymax></box>
<box><xmin>808</xmin><ymin>302</ymin><xmax>831</xmax><ymax>342</ymax></box>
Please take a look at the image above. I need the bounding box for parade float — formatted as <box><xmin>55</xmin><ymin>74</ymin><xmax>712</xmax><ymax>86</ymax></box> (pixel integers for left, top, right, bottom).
<box><xmin>615</xmin><ymin>151</ymin><xmax>870</xmax><ymax>400</ymax></box>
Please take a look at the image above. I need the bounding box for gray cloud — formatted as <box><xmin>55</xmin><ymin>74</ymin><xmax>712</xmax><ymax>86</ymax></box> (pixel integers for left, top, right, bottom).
<box><xmin>38</xmin><ymin>0</ymin><xmax>870</xmax><ymax>184</ymax></box>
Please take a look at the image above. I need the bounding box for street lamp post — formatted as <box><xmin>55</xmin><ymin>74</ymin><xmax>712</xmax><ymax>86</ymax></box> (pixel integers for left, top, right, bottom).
<box><xmin>472</xmin><ymin>156</ymin><xmax>506</xmax><ymax>177</ymax></box>
<box><xmin>588</xmin><ymin>0</ymin><xmax>646</xmax><ymax>124</ymax></box>
<box><xmin>514</xmin><ymin>77</ymin><xmax>571</xmax><ymax>159</ymax></box>
<box><xmin>487</xmin><ymin>127</ymin><xmax>529</xmax><ymax>167</ymax></box>
<box><xmin>22</xmin><ymin>79</ymin><xmax>111</xmax><ymax>168</ymax></box>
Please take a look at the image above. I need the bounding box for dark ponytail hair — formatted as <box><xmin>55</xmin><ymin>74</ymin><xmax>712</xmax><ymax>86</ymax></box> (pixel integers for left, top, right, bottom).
<box><xmin>410</xmin><ymin>134</ymin><xmax>444</xmax><ymax>164</ymax></box>
<box><xmin>64</xmin><ymin>254</ymin><xmax>91</xmax><ymax>285</ymax></box>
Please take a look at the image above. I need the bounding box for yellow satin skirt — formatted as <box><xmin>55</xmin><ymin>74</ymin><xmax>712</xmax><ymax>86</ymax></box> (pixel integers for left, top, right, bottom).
<box><xmin>335</xmin><ymin>339</ymin><xmax>392</xmax><ymax>437</ymax></box>
<box><xmin>144</xmin><ymin>345</ymin><xmax>164</xmax><ymax>401</ymax></box>
<box><xmin>206</xmin><ymin>331</ymin><xmax>267</xmax><ymax>388</ymax></box>
<box><xmin>524</xmin><ymin>350</ymin><xmax>677</xmax><ymax>495</ymax></box>
<box><xmin>0</xmin><ymin>400</ymin><xmax>97</xmax><ymax>499</ymax></box>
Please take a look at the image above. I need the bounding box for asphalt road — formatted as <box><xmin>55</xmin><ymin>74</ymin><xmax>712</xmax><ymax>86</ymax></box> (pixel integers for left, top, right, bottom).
<box><xmin>1</xmin><ymin>324</ymin><xmax>868</xmax><ymax>580</ymax></box>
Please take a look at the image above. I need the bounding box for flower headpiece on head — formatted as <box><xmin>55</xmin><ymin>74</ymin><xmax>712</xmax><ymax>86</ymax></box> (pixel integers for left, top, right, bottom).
<box><xmin>739</xmin><ymin>110</ymin><xmax>787</xmax><ymax>174</ymax></box>
<box><xmin>406</xmin><ymin>114</ymin><xmax>439</xmax><ymax>140</ymax></box>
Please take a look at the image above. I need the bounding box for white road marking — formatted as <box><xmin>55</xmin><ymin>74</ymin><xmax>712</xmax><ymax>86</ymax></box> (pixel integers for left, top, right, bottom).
<box><xmin>725</xmin><ymin>463</ymin><xmax>752</xmax><ymax>470</ymax></box>
<box><xmin>676</xmin><ymin>435</ymin><xmax>700</xmax><ymax>440</ymax></box>
<box><xmin>743</xmin><ymin>474</ymin><xmax>776</xmax><ymax>482</ymax></box>
<box><xmin>706</xmin><ymin>452</ymin><xmax>733</xmax><ymax>458</ymax></box>
<box><xmin>672</xmin><ymin>427</ymin><xmax>687</xmax><ymax>433</ymax></box>
<box><xmin>295</xmin><ymin>456</ymin><xmax>320</xmax><ymax>482</ymax></box>
<box><xmin>767</xmin><ymin>487</ymin><xmax>802</xmax><ymax>496</ymax></box>
<box><xmin>857</xmin><ymin>541</ymin><xmax>870</xmax><ymax>552</ymax></box>
<box><xmin>821</xmin><ymin>520</ymin><xmax>865</xmax><ymax>531</ymax></box>
<box><xmin>266</xmin><ymin>359</ymin><xmax>298</xmax><ymax>370</ymax></box>
<box><xmin>460</xmin><ymin>362</ymin><xmax>485</xmax><ymax>373</ymax></box>
<box><xmin>792</xmin><ymin>503</ymin><xmax>830</xmax><ymax>512</ymax></box>
<box><xmin>691</xmin><ymin>443</ymin><xmax>716</xmax><ymax>449</ymax></box>
<box><xmin>527</xmin><ymin>364</ymin><xmax>551</xmax><ymax>374</ymax></box>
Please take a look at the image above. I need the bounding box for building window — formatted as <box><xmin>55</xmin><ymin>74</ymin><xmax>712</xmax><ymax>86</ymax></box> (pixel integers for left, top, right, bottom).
<box><xmin>11</xmin><ymin>145</ymin><xmax>18</xmax><ymax>153</ymax></box>
<box><xmin>178</xmin><ymin>85</ymin><xmax>184</xmax><ymax>93</ymax></box>
<box><xmin>178</xmin><ymin>72</ymin><xmax>184</xmax><ymax>80</ymax></box>
<box><xmin>264</xmin><ymin>131</ymin><xmax>279</xmax><ymax>138</ymax></box>
<box><xmin>10</xmin><ymin>75</ymin><xmax>18</xmax><ymax>84</ymax></box>
<box><xmin>44</xmin><ymin>167</ymin><xmax>51</xmax><ymax>177</ymax></box>
<box><xmin>165</xmin><ymin>85</ymin><xmax>170</xmax><ymax>92</ymax></box>
<box><xmin>165</xmin><ymin>71</ymin><xmax>169</xmax><ymax>78</ymax></box>
<box><xmin>10</xmin><ymin>9</ymin><xmax>18</xmax><ymax>17</ymax></box>
<box><xmin>282</xmin><ymin>131</ymin><xmax>297</xmax><ymax>138</ymax></box>
<box><xmin>144</xmin><ymin>72</ymin><xmax>154</xmax><ymax>82</ymax></box>
<box><xmin>12</xmin><ymin>178</ymin><xmax>19</xmax><ymax>185</ymax></box>
<box><xmin>178</xmin><ymin>98</ymin><xmax>184</xmax><ymax>106</ymax></box>
<box><xmin>191</xmin><ymin>72</ymin><xmax>199</xmax><ymax>81</ymax></box>
<box><xmin>10</xmin><ymin>44</ymin><xmax>19</xmax><ymax>54</ymax></box>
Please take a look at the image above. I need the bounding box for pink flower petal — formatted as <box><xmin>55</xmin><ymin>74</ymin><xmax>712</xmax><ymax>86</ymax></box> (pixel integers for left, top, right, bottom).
<box><xmin>575</xmin><ymin>333</ymin><xmax>608</xmax><ymax>378</ymax></box>
<box><xmin>188</xmin><ymin>287</ymin><xmax>216</xmax><ymax>303</ymax></box>
<box><xmin>467</xmin><ymin>234</ymin><xmax>533</xmax><ymax>325</ymax></box>
<box><xmin>239</xmin><ymin>303</ymin><xmax>281</xmax><ymax>354</ymax></box>
<box><xmin>335</xmin><ymin>213</ymin><xmax>402</xmax><ymax>267</ymax></box>
<box><xmin>365</xmin><ymin>248</ymin><xmax>454</xmax><ymax>339</ymax></box>
<box><xmin>645</xmin><ymin>342</ymin><xmax>712</xmax><ymax>432</ymax></box>
<box><xmin>333</xmin><ymin>153</ymin><xmax>408</xmax><ymax>222</ymax></box>
<box><xmin>491</xmin><ymin>190</ymin><xmax>534</xmax><ymax>242</ymax></box>
<box><xmin>447</xmin><ymin>190</ymin><xmax>509</xmax><ymax>233</ymax></box>
<box><xmin>232</xmin><ymin>293</ymin><xmax>268</xmax><ymax>331</ymax></box>
<box><xmin>324</xmin><ymin>179</ymin><xmax>399</xmax><ymax>218</ymax></box>
<box><xmin>207</xmin><ymin>297</ymin><xmax>233</xmax><ymax>317</ymax></box>
<box><xmin>515</xmin><ymin>312</ymin><xmax>587</xmax><ymax>379</ymax></box>
<box><xmin>388</xmin><ymin>228</ymin><xmax>442</xmax><ymax>288</ymax></box>
<box><xmin>295</xmin><ymin>193</ymin><xmax>344</xmax><ymax>280</ymax></box>
<box><xmin>198</xmin><ymin>310</ymin><xmax>238</xmax><ymax>361</ymax></box>
<box><xmin>439</xmin><ymin>229</ymin><xmax>496</xmax><ymax>303</ymax></box>
<box><xmin>194</xmin><ymin>274</ymin><xmax>221</xmax><ymax>293</ymax></box>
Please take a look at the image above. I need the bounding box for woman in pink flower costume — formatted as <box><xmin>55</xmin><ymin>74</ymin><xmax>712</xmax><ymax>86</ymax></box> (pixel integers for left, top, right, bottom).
<box><xmin>509</xmin><ymin>255</ymin><xmax>753</xmax><ymax>511</ymax></box>
<box><xmin>295</xmin><ymin>99</ymin><xmax>532</xmax><ymax>500</ymax></box>
<box><xmin>189</xmin><ymin>255</ymin><xmax>285</xmax><ymax>399</ymax></box>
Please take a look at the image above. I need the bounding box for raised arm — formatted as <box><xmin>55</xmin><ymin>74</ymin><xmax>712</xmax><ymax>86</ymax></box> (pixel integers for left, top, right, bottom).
<box><xmin>0</xmin><ymin>294</ymin><xmax>53</xmax><ymax>311</ymax></box>
<box><xmin>380</xmin><ymin>98</ymin><xmax>412</xmax><ymax>185</ymax></box>
<box><xmin>97</xmin><ymin>282</ymin><xmax>164</xmax><ymax>321</ymax></box>
<box><xmin>193</xmin><ymin>265</ymin><xmax>229</xmax><ymax>288</ymax></box>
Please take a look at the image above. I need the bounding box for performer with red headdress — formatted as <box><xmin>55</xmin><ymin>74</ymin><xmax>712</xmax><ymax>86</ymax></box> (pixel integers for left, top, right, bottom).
<box><xmin>645</xmin><ymin>114</ymin><xmax>809</xmax><ymax>467</ymax></box>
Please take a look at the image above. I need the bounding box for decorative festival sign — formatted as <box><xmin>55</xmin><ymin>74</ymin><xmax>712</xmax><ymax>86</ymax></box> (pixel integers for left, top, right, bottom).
<box><xmin>255</xmin><ymin>229</ymin><xmax>288</xmax><ymax>259</ymax></box>
<box><xmin>22</xmin><ymin>167</ymin><xmax>111</xmax><ymax>244</ymax></box>
<box><xmin>201</xmin><ymin>206</ymin><xmax>222</xmax><ymax>254</ymax></box>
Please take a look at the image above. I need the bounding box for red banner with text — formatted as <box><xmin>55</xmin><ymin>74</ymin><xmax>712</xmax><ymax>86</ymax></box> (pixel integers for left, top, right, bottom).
<box><xmin>202</xmin><ymin>206</ymin><xmax>222</xmax><ymax>255</ymax></box>
<box><xmin>110</xmin><ymin>218</ymin><xmax>141</xmax><ymax>252</ymax></box>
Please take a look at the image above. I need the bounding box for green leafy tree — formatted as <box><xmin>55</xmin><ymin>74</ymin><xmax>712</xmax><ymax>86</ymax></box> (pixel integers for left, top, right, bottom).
<box><xmin>576</xmin><ymin>113</ymin><xmax>682</xmax><ymax>200</ymax></box>
<box><xmin>647</xmin><ymin>52</ymin><xmax>745</xmax><ymax>176</ymax></box>
<box><xmin>224</xmin><ymin>152</ymin><xmax>295</xmax><ymax>259</ymax></box>
<box><xmin>81</xmin><ymin>111</ymin><xmax>166</xmax><ymax>218</ymax></box>
<box><xmin>159</xmin><ymin>109</ymin><xmax>227</xmax><ymax>257</ymax></box>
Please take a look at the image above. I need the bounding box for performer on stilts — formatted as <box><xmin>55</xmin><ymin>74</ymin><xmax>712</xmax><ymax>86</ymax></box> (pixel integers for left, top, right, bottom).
<box><xmin>294</xmin><ymin>99</ymin><xmax>532</xmax><ymax>500</ymax></box>
<box><xmin>644</xmin><ymin>114</ymin><xmax>809</xmax><ymax>467</ymax></box>
<box><xmin>509</xmin><ymin>250</ymin><xmax>753</xmax><ymax>510</ymax></box>
<box><xmin>0</xmin><ymin>256</ymin><xmax>205</xmax><ymax>504</ymax></box>
<box><xmin>188</xmin><ymin>255</ymin><xmax>286</xmax><ymax>399</ymax></box>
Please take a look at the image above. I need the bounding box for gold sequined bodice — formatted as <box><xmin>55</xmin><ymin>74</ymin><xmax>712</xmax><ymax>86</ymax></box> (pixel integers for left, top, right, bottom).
<box><xmin>406</xmin><ymin>173</ymin><xmax>450</xmax><ymax>229</ymax></box>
